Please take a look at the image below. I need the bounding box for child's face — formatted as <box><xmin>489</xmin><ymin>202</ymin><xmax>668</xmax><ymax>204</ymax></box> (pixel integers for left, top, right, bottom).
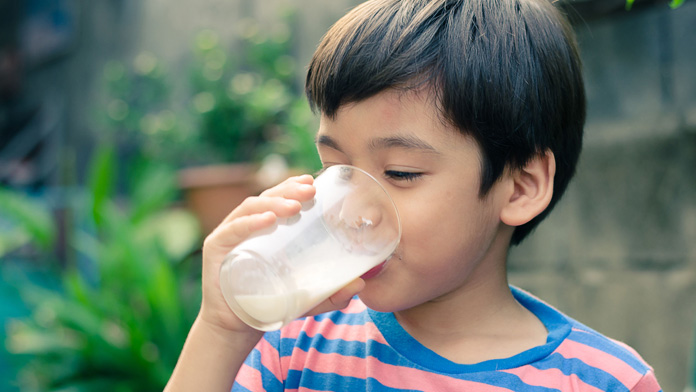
<box><xmin>316</xmin><ymin>89</ymin><xmax>513</xmax><ymax>313</ymax></box>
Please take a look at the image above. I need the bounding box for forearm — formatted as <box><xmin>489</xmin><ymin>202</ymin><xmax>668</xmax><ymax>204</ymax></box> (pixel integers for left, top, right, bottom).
<box><xmin>165</xmin><ymin>315</ymin><xmax>264</xmax><ymax>392</ymax></box>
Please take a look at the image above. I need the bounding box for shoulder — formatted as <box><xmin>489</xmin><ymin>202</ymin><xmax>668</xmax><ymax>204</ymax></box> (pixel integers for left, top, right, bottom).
<box><xmin>512</xmin><ymin>287</ymin><xmax>661</xmax><ymax>391</ymax></box>
<box><xmin>557</xmin><ymin>321</ymin><xmax>659</xmax><ymax>390</ymax></box>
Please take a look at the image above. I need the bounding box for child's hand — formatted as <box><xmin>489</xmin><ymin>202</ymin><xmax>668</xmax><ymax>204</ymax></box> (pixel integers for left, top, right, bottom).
<box><xmin>197</xmin><ymin>174</ymin><xmax>365</xmax><ymax>334</ymax></box>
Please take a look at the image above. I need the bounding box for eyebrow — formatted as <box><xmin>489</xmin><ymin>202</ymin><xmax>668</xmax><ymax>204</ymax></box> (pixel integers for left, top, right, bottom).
<box><xmin>369</xmin><ymin>135</ymin><xmax>440</xmax><ymax>154</ymax></box>
<box><xmin>316</xmin><ymin>134</ymin><xmax>440</xmax><ymax>154</ymax></box>
<box><xmin>316</xmin><ymin>134</ymin><xmax>341</xmax><ymax>151</ymax></box>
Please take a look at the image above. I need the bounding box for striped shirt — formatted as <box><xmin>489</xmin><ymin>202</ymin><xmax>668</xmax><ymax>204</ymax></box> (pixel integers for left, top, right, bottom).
<box><xmin>233</xmin><ymin>287</ymin><xmax>661</xmax><ymax>391</ymax></box>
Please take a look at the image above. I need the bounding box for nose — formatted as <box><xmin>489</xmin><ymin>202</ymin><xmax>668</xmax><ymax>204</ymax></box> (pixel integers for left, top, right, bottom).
<box><xmin>337</xmin><ymin>170</ymin><xmax>385</xmax><ymax>229</ymax></box>
<box><xmin>334</xmin><ymin>171</ymin><xmax>402</xmax><ymax>254</ymax></box>
<box><xmin>318</xmin><ymin>165</ymin><xmax>400</xmax><ymax>254</ymax></box>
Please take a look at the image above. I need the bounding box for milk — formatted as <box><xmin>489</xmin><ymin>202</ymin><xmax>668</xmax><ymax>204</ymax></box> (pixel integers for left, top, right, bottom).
<box><xmin>230</xmin><ymin>232</ymin><xmax>390</xmax><ymax>327</ymax></box>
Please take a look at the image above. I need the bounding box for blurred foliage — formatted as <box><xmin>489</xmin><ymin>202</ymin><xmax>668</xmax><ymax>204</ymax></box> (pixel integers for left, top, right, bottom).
<box><xmin>625</xmin><ymin>0</ymin><xmax>685</xmax><ymax>10</ymax></box>
<box><xmin>3</xmin><ymin>145</ymin><xmax>201</xmax><ymax>391</ymax></box>
<box><xmin>100</xmin><ymin>13</ymin><xmax>320</xmax><ymax>172</ymax></box>
<box><xmin>0</xmin><ymin>189</ymin><xmax>56</xmax><ymax>257</ymax></box>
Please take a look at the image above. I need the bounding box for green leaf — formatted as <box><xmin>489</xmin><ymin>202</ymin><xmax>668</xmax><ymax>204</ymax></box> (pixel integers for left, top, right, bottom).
<box><xmin>146</xmin><ymin>255</ymin><xmax>182</xmax><ymax>338</ymax></box>
<box><xmin>627</xmin><ymin>0</ymin><xmax>684</xmax><ymax>9</ymax></box>
<box><xmin>87</xmin><ymin>145</ymin><xmax>117</xmax><ymax>227</ymax></box>
<box><xmin>128</xmin><ymin>162</ymin><xmax>178</xmax><ymax>224</ymax></box>
<box><xmin>0</xmin><ymin>228</ymin><xmax>31</xmax><ymax>257</ymax></box>
<box><xmin>0</xmin><ymin>187</ymin><xmax>56</xmax><ymax>251</ymax></box>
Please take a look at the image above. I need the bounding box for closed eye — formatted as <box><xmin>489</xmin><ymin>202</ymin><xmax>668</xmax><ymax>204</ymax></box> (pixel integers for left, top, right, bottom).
<box><xmin>384</xmin><ymin>170</ymin><xmax>422</xmax><ymax>182</ymax></box>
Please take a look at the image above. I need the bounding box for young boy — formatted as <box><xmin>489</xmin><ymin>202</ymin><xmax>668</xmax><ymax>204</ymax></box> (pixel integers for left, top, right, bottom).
<box><xmin>166</xmin><ymin>0</ymin><xmax>662</xmax><ymax>390</ymax></box>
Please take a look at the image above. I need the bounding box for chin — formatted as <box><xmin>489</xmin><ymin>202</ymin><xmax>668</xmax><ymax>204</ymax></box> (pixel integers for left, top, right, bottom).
<box><xmin>358</xmin><ymin>288</ymin><xmax>413</xmax><ymax>314</ymax></box>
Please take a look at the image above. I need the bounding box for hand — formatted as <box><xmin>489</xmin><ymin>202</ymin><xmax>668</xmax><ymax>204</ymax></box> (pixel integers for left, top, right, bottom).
<box><xmin>197</xmin><ymin>174</ymin><xmax>365</xmax><ymax>334</ymax></box>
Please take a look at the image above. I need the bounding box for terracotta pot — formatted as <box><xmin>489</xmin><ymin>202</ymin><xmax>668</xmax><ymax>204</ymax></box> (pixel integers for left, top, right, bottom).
<box><xmin>178</xmin><ymin>163</ymin><xmax>260</xmax><ymax>236</ymax></box>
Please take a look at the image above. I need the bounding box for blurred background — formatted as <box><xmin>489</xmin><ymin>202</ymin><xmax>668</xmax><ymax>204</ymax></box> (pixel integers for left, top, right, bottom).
<box><xmin>0</xmin><ymin>0</ymin><xmax>694</xmax><ymax>391</ymax></box>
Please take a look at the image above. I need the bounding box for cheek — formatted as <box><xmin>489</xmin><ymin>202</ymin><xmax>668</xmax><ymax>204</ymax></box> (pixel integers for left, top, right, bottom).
<box><xmin>399</xmin><ymin>190</ymin><xmax>496</xmax><ymax>268</ymax></box>
<box><xmin>399</xmin><ymin>196</ymin><xmax>464</xmax><ymax>260</ymax></box>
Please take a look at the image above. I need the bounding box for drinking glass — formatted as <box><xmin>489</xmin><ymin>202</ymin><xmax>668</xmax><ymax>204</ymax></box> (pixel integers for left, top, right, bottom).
<box><xmin>219</xmin><ymin>165</ymin><xmax>401</xmax><ymax>331</ymax></box>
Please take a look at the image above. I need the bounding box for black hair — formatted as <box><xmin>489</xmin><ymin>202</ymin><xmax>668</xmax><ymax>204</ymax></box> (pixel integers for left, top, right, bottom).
<box><xmin>306</xmin><ymin>0</ymin><xmax>586</xmax><ymax>245</ymax></box>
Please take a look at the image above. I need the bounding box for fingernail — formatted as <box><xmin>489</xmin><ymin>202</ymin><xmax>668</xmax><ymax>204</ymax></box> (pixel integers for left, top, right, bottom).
<box><xmin>284</xmin><ymin>200</ymin><xmax>300</xmax><ymax>208</ymax></box>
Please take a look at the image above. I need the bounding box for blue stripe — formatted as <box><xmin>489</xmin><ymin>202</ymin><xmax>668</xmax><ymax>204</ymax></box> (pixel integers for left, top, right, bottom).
<box><xmin>312</xmin><ymin>308</ymin><xmax>369</xmax><ymax>325</ymax></box>
<box><xmin>241</xmin><ymin>347</ymin><xmax>284</xmax><ymax>391</ymax></box>
<box><xmin>285</xmin><ymin>366</ymin><xmax>561</xmax><ymax>391</ymax></box>
<box><xmin>462</xmin><ymin>372</ymin><xmax>561</xmax><ymax>392</ymax></box>
<box><xmin>286</xmin><ymin>368</ymin><xmax>430</xmax><ymax>391</ymax></box>
<box><xmin>281</xmin><ymin>333</ymin><xmax>404</xmax><ymax>367</ymax></box>
<box><xmin>263</xmin><ymin>329</ymin><xmax>281</xmax><ymax>348</ymax></box>
<box><xmin>230</xmin><ymin>381</ymin><xmax>252</xmax><ymax>392</ymax></box>
<box><xmin>282</xmin><ymin>333</ymin><xmax>559</xmax><ymax>391</ymax></box>
<box><xmin>535</xmin><ymin>352</ymin><xmax>630</xmax><ymax>392</ymax></box>
<box><xmin>366</xmin><ymin>377</ymin><xmax>423</xmax><ymax>392</ymax></box>
<box><xmin>566</xmin><ymin>328</ymin><xmax>649</xmax><ymax>374</ymax></box>
<box><xmin>286</xmin><ymin>368</ymin><xmax>367</xmax><ymax>391</ymax></box>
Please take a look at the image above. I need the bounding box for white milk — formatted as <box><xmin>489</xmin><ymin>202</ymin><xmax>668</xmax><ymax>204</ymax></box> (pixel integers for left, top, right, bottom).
<box><xmin>231</xmin><ymin>232</ymin><xmax>390</xmax><ymax>326</ymax></box>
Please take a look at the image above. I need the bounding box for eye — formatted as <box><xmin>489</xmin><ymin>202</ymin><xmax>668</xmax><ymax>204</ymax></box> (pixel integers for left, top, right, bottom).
<box><xmin>384</xmin><ymin>170</ymin><xmax>422</xmax><ymax>182</ymax></box>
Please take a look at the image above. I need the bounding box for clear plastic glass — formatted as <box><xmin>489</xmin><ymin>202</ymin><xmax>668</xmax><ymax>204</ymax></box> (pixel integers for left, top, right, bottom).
<box><xmin>219</xmin><ymin>165</ymin><xmax>401</xmax><ymax>331</ymax></box>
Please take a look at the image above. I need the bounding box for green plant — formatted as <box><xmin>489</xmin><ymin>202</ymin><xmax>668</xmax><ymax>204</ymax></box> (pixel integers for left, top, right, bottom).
<box><xmin>100</xmin><ymin>53</ymin><xmax>195</xmax><ymax>167</ymax></box>
<box><xmin>0</xmin><ymin>188</ymin><xmax>56</xmax><ymax>258</ymax></box>
<box><xmin>100</xmin><ymin>13</ymin><xmax>321</xmax><ymax>173</ymax></box>
<box><xmin>3</xmin><ymin>145</ymin><xmax>201</xmax><ymax>391</ymax></box>
<box><xmin>625</xmin><ymin>0</ymin><xmax>685</xmax><ymax>10</ymax></box>
<box><xmin>188</xmin><ymin>17</ymin><xmax>319</xmax><ymax>169</ymax></box>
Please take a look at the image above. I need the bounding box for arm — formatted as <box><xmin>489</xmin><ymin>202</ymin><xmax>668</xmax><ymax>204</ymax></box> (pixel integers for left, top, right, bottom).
<box><xmin>164</xmin><ymin>315</ymin><xmax>263</xmax><ymax>392</ymax></box>
<box><xmin>165</xmin><ymin>175</ymin><xmax>314</xmax><ymax>391</ymax></box>
<box><xmin>165</xmin><ymin>175</ymin><xmax>364</xmax><ymax>391</ymax></box>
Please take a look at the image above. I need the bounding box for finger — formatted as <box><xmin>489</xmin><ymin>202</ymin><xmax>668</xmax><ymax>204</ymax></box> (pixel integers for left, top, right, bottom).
<box><xmin>260</xmin><ymin>175</ymin><xmax>315</xmax><ymax>199</ymax></box>
<box><xmin>220</xmin><ymin>196</ymin><xmax>302</xmax><ymax>227</ymax></box>
<box><xmin>205</xmin><ymin>211</ymin><xmax>277</xmax><ymax>252</ymax></box>
<box><xmin>304</xmin><ymin>278</ymin><xmax>366</xmax><ymax>317</ymax></box>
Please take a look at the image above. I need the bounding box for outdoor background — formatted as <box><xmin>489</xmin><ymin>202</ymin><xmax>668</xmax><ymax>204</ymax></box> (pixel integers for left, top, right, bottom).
<box><xmin>1</xmin><ymin>0</ymin><xmax>694</xmax><ymax>391</ymax></box>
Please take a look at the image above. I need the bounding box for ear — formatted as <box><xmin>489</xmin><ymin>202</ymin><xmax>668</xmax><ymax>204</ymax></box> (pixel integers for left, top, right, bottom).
<box><xmin>500</xmin><ymin>151</ymin><xmax>556</xmax><ymax>227</ymax></box>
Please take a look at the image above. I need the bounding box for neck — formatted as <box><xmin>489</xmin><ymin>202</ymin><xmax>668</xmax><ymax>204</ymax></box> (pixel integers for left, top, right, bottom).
<box><xmin>394</xmin><ymin>263</ymin><xmax>517</xmax><ymax>338</ymax></box>
<box><xmin>393</xmin><ymin>234</ymin><xmax>547</xmax><ymax>364</ymax></box>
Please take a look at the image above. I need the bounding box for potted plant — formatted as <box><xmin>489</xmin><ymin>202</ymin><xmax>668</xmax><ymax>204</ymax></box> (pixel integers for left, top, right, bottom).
<box><xmin>100</xmin><ymin>16</ymin><xmax>320</xmax><ymax>235</ymax></box>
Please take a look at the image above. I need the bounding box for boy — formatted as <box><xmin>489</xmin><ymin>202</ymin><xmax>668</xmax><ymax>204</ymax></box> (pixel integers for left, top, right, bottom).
<box><xmin>166</xmin><ymin>0</ymin><xmax>662</xmax><ymax>390</ymax></box>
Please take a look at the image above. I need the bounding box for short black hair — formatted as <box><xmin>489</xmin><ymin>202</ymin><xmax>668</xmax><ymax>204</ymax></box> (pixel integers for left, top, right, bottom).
<box><xmin>306</xmin><ymin>0</ymin><xmax>586</xmax><ymax>245</ymax></box>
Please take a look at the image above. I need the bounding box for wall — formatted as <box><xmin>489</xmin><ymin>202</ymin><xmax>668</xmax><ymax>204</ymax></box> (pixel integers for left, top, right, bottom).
<box><xmin>510</xmin><ymin>3</ymin><xmax>696</xmax><ymax>391</ymax></box>
<box><xmin>20</xmin><ymin>1</ymin><xmax>696</xmax><ymax>391</ymax></box>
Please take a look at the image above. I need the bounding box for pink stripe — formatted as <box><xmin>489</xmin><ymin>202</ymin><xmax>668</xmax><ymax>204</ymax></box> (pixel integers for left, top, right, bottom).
<box><xmin>283</xmin><ymin>318</ymin><xmax>308</xmax><ymax>339</ymax></box>
<box><xmin>287</xmin><ymin>349</ymin><xmax>513</xmax><ymax>391</ymax></box>
<box><xmin>556</xmin><ymin>339</ymin><xmax>643</xmax><ymax>387</ymax></box>
<box><xmin>281</xmin><ymin>311</ymin><xmax>387</xmax><ymax>345</ymax></box>
<box><xmin>631</xmin><ymin>370</ymin><xmax>662</xmax><ymax>392</ymax></box>
<box><xmin>280</xmin><ymin>354</ymin><xmax>291</xmax><ymax>382</ymax></box>
<box><xmin>279</xmin><ymin>318</ymin><xmax>387</xmax><ymax>376</ymax></box>
<box><xmin>343</xmin><ymin>297</ymin><xmax>368</xmax><ymax>313</ymax></box>
<box><xmin>302</xmin><ymin>318</ymin><xmax>387</xmax><ymax>344</ymax></box>
<box><xmin>257</xmin><ymin>337</ymin><xmax>283</xmax><ymax>381</ymax></box>
<box><xmin>504</xmin><ymin>366</ymin><xmax>605</xmax><ymax>392</ymax></box>
<box><xmin>235</xmin><ymin>362</ymin><xmax>263</xmax><ymax>390</ymax></box>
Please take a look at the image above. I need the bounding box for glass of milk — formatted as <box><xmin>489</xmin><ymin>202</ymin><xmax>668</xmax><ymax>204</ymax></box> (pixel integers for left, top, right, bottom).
<box><xmin>219</xmin><ymin>165</ymin><xmax>401</xmax><ymax>331</ymax></box>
